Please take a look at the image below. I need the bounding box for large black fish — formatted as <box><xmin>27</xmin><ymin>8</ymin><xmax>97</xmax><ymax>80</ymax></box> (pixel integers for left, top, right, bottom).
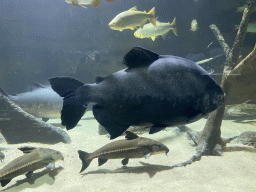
<box><xmin>49</xmin><ymin>47</ymin><xmax>225</xmax><ymax>139</ymax></box>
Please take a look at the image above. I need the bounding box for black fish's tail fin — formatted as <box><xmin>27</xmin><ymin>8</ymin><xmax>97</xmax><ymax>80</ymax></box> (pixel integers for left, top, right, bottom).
<box><xmin>0</xmin><ymin>86</ymin><xmax>9</xmax><ymax>97</ymax></box>
<box><xmin>48</xmin><ymin>77</ymin><xmax>90</xmax><ymax>130</ymax></box>
<box><xmin>78</xmin><ymin>150</ymin><xmax>92</xmax><ymax>172</ymax></box>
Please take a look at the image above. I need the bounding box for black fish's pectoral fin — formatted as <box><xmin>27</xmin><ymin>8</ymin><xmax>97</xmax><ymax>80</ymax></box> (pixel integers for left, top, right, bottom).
<box><xmin>46</xmin><ymin>162</ymin><xmax>55</xmax><ymax>170</ymax></box>
<box><xmin>125</xmin><ymin>131</ymin><xmax>139</xmax><ymax>140</ymax></box>
<box><xmin>122</xmin><ymin>158</ymin><xmax>129</xmax><ymax>165</ymax></box>
<box><xmin>149</xmin><ymin>125</ymin><xmax>166</xmax><ymax>134</ymax></box>
<box><xmin>144</xmin><ymin>152</ymin><xmax>152</xmax><ymax>159</ymax></box>
<box><xmin>42</xmin><ymin>117</ymin><xmax>49</xmax><ymax>122</ymax></box>
<box><xmin>18</xmin><ymin>147</ymin><xmax>37</xmax><ymax>154</ymax></box>
<box><xmin>123</xmin><ymin>47</ymin><xmax>159</xmax><ymax>68</ymax></box>
<box><xmin>0</xmin><ymin>179</ymin><xmax>12</xmax><ymax>187</ymax></box>
<box><xmin>186</xmin><ymin>113</ymin><xmax>203</xmax><ymax>123</ymax></box>
<box><xmin>93</xmin><ymin>105</ymin><xmax>130</xmax><ymax>139</ymax></box>
<box><xmin>26</xmin><ymin>171</ymin><xmax>33</xmax><ymax>179</ymax></box>
<box><xmin>98</xmin><ymin>158</ymin><xmax>108</xmax><ymax>166</ymax></box>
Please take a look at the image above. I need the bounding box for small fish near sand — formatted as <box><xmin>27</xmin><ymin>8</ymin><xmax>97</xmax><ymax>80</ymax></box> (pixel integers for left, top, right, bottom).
<box><xmin>78</xmin><ymin>131</ymin><xmax>169</xmax><ymax>172</ymax></box>
<box><xmin>108</xmin><ymin>6</ymin><xmax>156</xmax><ymax>31</ymax></box>
<box><xmin>134</xmin><ymin>18</ymin><xmax>178</xmax><ymax>41</ymax></box>
<box><xmin>49</xmin><ymin>47</ymin><xmax>225</xmax><ymax>140</ymax></box>
<box><xmin>190</xmin><ymin>19</ymin><xmax>199</xmax><ymax>32</ymax></box>
<box><xmin>0</xmin><ymin>147</ymin><xmax>63</xmax><ymax>187</ymax></box>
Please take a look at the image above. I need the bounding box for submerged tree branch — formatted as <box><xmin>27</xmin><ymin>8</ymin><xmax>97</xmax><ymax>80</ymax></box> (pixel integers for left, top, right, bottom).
<box><xmin>172</xmin><ymin>0</ymin><xmax>256</xmax><ymax>167</ymax></box>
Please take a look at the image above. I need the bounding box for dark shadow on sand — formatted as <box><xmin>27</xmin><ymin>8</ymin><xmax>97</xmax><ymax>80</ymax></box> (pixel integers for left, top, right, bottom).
<box><xmin>224</xmin><ymin>146</ymin><xmax>256</xmax><ymax>153</ymax></box>
<box><xmin>81</xmin><ymin>162</ymin><xmax>173</xmax><ymax>178</ymax></box>
<box><xmin>1</xmin><ymin>167</ymin><xmax>64</xmax><ymax>191</ymax></box>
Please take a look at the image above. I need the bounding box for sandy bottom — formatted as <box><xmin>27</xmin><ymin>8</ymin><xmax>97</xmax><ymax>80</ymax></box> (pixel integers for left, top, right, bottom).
<box><xmin>1</xmin><ymin>111</ymin><xmax>256</xmax><ymax>192</ymax></box>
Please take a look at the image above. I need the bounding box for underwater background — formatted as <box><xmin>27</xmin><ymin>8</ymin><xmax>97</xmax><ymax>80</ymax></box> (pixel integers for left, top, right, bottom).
<box><xmin>1</xmin><ymin>0</ymin><xmax>256</xmax><ymax>191</ymax></box>
<box><xmin>0</xmin><ymin>0</ymin><xmax>255</xmax><ymax>94</ymax></box>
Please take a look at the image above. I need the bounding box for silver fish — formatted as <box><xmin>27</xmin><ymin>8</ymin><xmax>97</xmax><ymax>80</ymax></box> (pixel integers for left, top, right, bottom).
<box><xmin>0</xmin><ymin>85</ymin><xmax>62</xmax><ymax>122</ymax></box>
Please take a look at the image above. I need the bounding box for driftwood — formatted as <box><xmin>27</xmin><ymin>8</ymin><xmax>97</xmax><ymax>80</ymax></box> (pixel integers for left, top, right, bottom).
<box><xmin>173</xmin><ymin>0</ymin><xmax>256</xmax><ymax>167</ymax></box>
<box><xmin>0</xmin><ymin>93</ymin><xmax>71</xmax><ymax>144</ymax></box>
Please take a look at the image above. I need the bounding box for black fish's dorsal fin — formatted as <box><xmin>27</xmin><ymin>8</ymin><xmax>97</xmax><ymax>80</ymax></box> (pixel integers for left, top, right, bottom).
<box><xmin>18</xmin><ymin>147</ymin><xmax>37</xmax><ymax>154</ymax></box>
<box><xmin>125</xmin><ymin>131</ymin><xmax>139</xmax><ymax>140</ymax></box>
<box><xmin>123</xmin><ymin>47</ymin><xmax>159</xmax><ymax>68</ymax></box>
<box><xmin>95</xmin><ymin>76</ymin><xmax>105</xmax><ymax>84</ymax></box>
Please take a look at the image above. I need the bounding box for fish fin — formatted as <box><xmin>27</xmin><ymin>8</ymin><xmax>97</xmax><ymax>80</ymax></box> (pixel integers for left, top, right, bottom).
<box><xmin>0</xmin><ymin>86</ymin><xmax>9</xmax><ymax>97</ymax></box>
<box><xmin>122</xmin><ymin>158</ymin><xmax>129</xmax><ymax>165</ymax></box>
<box><xmin>148</xmin><ymin>7</ymin><xmax>156</xmax><ymax>26</ymax></box>
<box><xmin>125</xmin><ymin>131</ymin><xmax>139</xmax><ymax>140</ymax></box>
<box><xmin>49</xmin><ymin>77</ymin><xmax>84</xmax><ymax>97</ymax></box>
<box><xmin>42</xmin><ymin>117</ymin><xmax>49</xmax><ymax>122</ymax></box>
<box><xmin>171</xmin><ymin>17</ymin><xmax>176</xmax><ymax>26</ymax></box>
<box><xmin>144</xmin><ymin>152</ymin><xmax>152</xmax><ymax>159</ymax></box>
<box><xmin>149</xmin><ymin>125</ymin><xmax>166</xmax><ymax>134</ymax></box>
<box><xmin>161</xmin><ymin>31</ymin><xmax>169</xmax><ymax>40</ymax></box>
<box><xmin>139</xmin><ymin>20</ymin><xmax>147</xmax><ymax>29</ymax></box>
<box><xmin>151</xmin><ymin>36</ymin><xmax>156</xmax><ymax>41</ymax></box>
<box><xmin>130</xmin><ymin>27</ymin><xmax>135</xmax><ymax>30</ymax></box>
<box><xmin>26</xmin><ymin>171</ymin><xmax>33</xmax><ymax>179</ymax></box>
<box><xmin>122</xmin><ymin>47</ymin><xmax>159</xmax><ymax>68</ymax></box>
<box><xmin>93</xmin><ymin>105</ymin><xmax>130</xmax><ymax>139</ymax></box>
<box><xmin>80</xmin><ymin>5</ymin><xmax>87</xmax><ymax>9</ymax></box>
<box><xmin>130</xmin><ymin>6</ymin><xmax>138</xmax><ymax>11</ymax></box>
<box><xmin>0</xmin><ymin>179</ymin><xmax>12</xmax><ymax>187</ymax></box>
<box><xmin>18</xmin><ymin>147</ymin><xmax>37</xmax><ymax>154</ymax></box>
<box><xmin>187</xmin><ymin>113</ymin><xmax>203</xmax><ymax>123</ymax></box>
<box><xmin>46</xmin><ymin>162</ymin><xmax>55</xmax><ymax>170</ymax></box>
<box><xmin>172</xmin><ymin>27</ymin><xmax>178</xmax><ymax>36</ymax></box>
<box><xmin>78</xmin><ymin>150</ymin><xmax>92</xmax><ymax>172</ymax></box>
<box><xmin>49</xmin><ymin>77</ymin><xmax>88</xmax><ymax>130</ymax></box>
<box><xmin>95</xmin><ymin>76</ymin><xmax>105</xmax><ymax>84</ymax></box>
<box><xmin>33</xmin><ymin>82</ymin><xmax>46</xmax><ymax>88</ymax></box>
<box><xmin>98</xmin><ymin>158</ymin><xmax>108</xmax><ymax>166</ymax></box>
<box><xmin>91</xmin><ymin>0</ymin><xmax>100</xmax><ymax>7</ymax></box>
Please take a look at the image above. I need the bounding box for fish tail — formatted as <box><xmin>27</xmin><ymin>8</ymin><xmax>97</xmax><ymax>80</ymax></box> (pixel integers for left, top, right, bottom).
<box><xmin>172</xmin><ymin>27</ymin><xmax>178</xmax><ymax>36</ymax></box>
<box><xmin>78</xmin><ymin>150</ymin><xmax>92</xmax><ymax>172</ymax></box>
<box><xmin>148</xmin><ymin>7</ymin><xmax>156</xmax><ymax>26</ymax></box>
<box><xmin>170</xmin><ymin>17</ymin><xmax>178</xmax><ymax>36</ymax></box>
<box><xmin>49</xmin><ymin>77</ymin><xmax>89</xmax><ymax>130</ymax></box>
<box><xmin>171</xmin><ymin>17</ymin><xmax>176</xmax><ymax>26</ymax></box>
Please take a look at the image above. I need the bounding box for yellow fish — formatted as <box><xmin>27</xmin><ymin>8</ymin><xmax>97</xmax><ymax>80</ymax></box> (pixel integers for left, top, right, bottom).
<box><xmin>108</xmin><ymin>6</ymin><xmax>156</xmax><ymax>31</ymax></box>
<box><xmin>65</xmin><ymin>0</ymin><xmax>100</xmax><ymax>8</ymax></box>
<box><xmin>190</xmin><ymin>19</ymin><xmax>199</xmax><ymax>32</ymax></box>
<box><xmin>134</xmin><ymin>18</ymin><xmax>177</xmax><ymax>41</ymax></box>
